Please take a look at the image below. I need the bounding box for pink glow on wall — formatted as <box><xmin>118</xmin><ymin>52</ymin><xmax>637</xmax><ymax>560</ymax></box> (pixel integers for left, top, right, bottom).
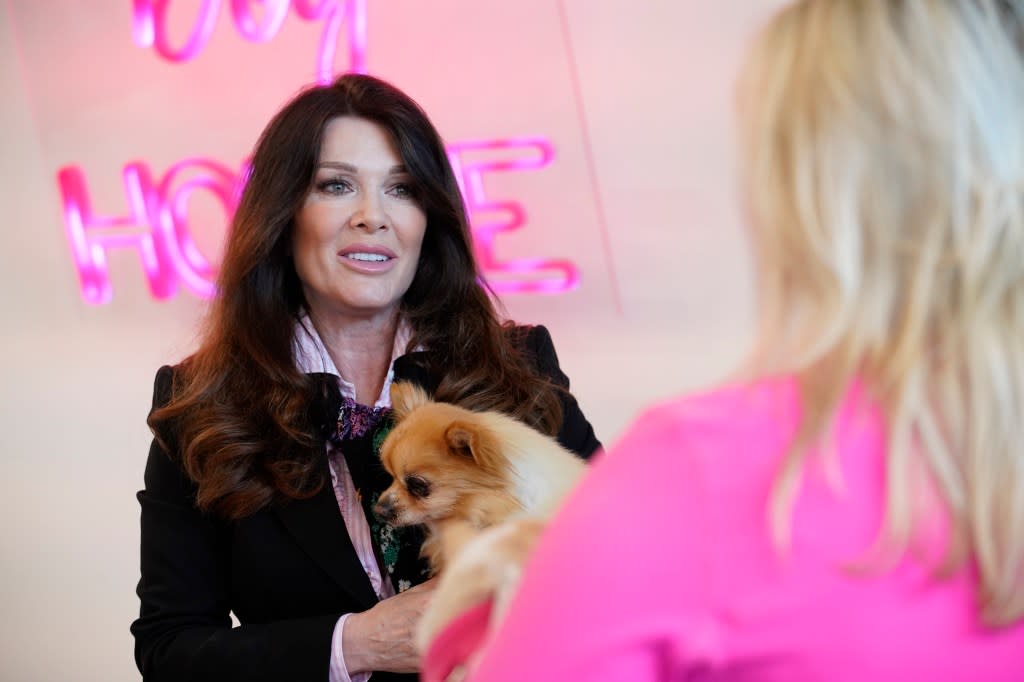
<box><xmin>131</xmin><ymin>0</ymin><xmax>367</xmax><ymax>81</ymax></box>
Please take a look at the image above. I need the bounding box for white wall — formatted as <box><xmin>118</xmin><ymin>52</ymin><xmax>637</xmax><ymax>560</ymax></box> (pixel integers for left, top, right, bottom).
<box><xmin>0</xmin><ymin>2</ymin><xmax>774</xmax><ymax>679</ymax></box>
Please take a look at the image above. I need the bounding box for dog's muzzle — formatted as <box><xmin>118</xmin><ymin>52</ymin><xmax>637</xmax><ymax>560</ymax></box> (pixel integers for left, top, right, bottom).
<box><xmin>374</xmin><ymin>493</ymin><xmax>398</xmax><ymax>522</ymax></box>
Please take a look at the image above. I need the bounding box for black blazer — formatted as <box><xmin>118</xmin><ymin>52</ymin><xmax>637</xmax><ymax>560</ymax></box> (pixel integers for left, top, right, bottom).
<box><xmin>132</xmin><ymin>325</ymin><xmax>600</xmax><ymax>682</ymax></box>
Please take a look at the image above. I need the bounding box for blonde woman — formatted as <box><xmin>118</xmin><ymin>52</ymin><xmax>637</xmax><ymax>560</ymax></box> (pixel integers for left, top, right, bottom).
<box><xmin>421</xmin><ymin>1</ymin><xmax>1024</xmax><ymax>680</ymax></box>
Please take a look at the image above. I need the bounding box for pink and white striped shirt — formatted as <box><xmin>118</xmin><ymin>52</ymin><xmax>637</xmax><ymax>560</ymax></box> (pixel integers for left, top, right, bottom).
<box><xmin>293</xmin><ymin>316</ymin><xmax>414</xmax><ymax>682</ymax></box>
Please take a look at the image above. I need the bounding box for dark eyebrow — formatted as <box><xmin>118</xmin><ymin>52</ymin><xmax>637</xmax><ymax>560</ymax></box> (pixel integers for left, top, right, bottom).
<box><xmin>316</xmin><ymin>162</ymin><xmax>409</xmax><ymax>175</ymax></box>
<box><xmin>317</xmin><ymin>162</ymin><xmax>357</xmax><ymax>173</ymax></box>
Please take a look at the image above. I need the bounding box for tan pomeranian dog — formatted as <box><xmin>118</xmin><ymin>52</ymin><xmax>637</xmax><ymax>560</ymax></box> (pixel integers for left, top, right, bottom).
<box><xmin>375</xmin><ymin>382</ymin><xmax>586</xmax><ymax>572</ymax></box>
<box><xmin>373</xmin><ymin>382</ymin><xmax>587</xmax><ymax>662</ymax></box>
<box><xmin>374</xmin><ymin>382</ymin><xmax>585</xmax><ymax>569</ymax></box>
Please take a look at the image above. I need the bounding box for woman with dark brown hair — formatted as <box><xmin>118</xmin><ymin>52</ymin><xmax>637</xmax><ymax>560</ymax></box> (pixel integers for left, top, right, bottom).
<box><xmin>130</xmin><ymin>73</ymin><xmax>600</xmax><ymax>682</ymax></box>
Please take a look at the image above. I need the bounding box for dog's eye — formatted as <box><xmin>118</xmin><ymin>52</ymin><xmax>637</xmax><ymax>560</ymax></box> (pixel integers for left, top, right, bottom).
<box><xmin>404</xmin><ymin>475</ymin><xmax>431</xmax><ymax>499</ymax></box>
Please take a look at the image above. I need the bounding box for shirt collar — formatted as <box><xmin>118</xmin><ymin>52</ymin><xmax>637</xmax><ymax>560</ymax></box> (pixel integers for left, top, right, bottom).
<box><xmin>292</xmin><ymin>313</ymin><xmax>414</xmax><ymax>409</ymax></box>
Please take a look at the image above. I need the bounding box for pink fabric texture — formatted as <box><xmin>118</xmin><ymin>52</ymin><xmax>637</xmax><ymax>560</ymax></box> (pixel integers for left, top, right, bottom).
<box><xmin>450</xmin><ymin>377</ymin><xmax>1024</xmax><ymax>681</ymax></box>
<box><xmin>422</xmin><ymin>599</ymin><xmax>495</xmax><ymax>682</ymax></box>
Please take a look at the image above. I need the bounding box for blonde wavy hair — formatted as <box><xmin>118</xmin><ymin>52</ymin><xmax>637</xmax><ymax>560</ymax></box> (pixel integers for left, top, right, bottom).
<box><xmin>739</xmin><ymin>0</ymin><xmax>1024</xmax><ymax>626</ymax></box>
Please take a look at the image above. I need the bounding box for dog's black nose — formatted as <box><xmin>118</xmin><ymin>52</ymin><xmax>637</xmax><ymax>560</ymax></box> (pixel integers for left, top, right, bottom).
<box><xmin>375</xmin><ymin>495</ymin><xmax>396</xmax><ymax>522</ymax></box>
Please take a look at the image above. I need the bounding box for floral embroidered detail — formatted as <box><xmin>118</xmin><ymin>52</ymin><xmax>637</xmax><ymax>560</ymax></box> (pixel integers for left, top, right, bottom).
<box><xmin>372</xmin><ymin>417</ymin><xmax>394</xmax><ymax>453</ymax></box>
<box><xmin>335</xmin><ymin>396</ymin><xmax>390</xmax><ymax>441</ymax></box>
<box><xmin>370</xmin><ymin>500</ymin><xmax>403</xmax><ymax>574</ymax></box>
<box><xmin>329</xmin><ymin>391</ymin><xmax>429</xmax><ymax>592</ymax></box>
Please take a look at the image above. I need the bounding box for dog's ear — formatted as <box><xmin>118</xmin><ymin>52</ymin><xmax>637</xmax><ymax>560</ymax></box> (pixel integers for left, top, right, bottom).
<box><xmin>390</xmin><ymin>382</ymin><xmax>431</xmax><ymax>421</ymax></box>
<box><xmin>444</xmin><ymin>419</ymin><xmax>505</xmax><ymax>473</ymax></box>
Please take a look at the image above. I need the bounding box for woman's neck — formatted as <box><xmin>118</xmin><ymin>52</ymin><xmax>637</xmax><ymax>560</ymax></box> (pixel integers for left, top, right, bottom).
<box><xmin>310</xmin><ymin>309</ymin><xmax>399</xmax><ymax>405</ymax></box>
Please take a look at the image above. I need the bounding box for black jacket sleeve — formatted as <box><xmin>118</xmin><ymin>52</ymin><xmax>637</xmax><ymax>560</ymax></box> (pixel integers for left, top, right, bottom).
<box><xmin>523</xmin><ymin>325</ymin><xmax>602</xmax><ymax>460</ymax></box>
<box><xmin>131</xmin><ymin>366</ymin><xmax>341</xmax><ymax>682</ymax></box>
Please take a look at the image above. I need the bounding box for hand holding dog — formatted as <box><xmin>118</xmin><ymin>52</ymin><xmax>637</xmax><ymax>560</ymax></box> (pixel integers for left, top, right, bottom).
<box><xmin>342</xmin><ymin>578</ymin><xmax>438</xmax><ymax>674</ymax></box>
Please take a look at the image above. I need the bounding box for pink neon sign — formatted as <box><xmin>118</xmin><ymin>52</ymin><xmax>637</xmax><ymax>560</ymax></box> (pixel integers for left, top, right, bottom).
<box><xmin>131</xmin><ymin>0</ymin><xmax>367</xmax><ymax>81</ymax></box>
<box><xmin>449</xmin><ymin>138</ymin><xmax>579</xmax><ymax>294</ymax></box>
<box><xmin>55</xmin><ymin>2</ymin><xmax>579</xmax><ymax>304</ymax></box>
<box><xmin>58</xmin><ymin>159</ymin><xmax>240</xmax><ymax>303</ymax></box>
<box><xmin>58</xmin><ymin>140</ymin><xmax>576</xmax><ymax>304</ymax></box>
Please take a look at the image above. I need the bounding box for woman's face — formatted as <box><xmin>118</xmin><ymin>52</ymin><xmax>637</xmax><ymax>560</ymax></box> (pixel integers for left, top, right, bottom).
<box><xmin>293</xmin><ymin>116</ymin><xmax>428</xmax><ymax>325</ymax></box>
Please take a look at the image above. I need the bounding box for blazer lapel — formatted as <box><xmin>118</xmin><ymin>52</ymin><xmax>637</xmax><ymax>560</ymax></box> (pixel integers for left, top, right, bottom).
<box><xmin>274</xmin><ymin>473</ymin><xmax>378</xmax><ymax>609</ymax></box>
<box><xmin>275</xmin><ymin>363</ymin><xmax>437</xmax><ymax>610</ymax></box>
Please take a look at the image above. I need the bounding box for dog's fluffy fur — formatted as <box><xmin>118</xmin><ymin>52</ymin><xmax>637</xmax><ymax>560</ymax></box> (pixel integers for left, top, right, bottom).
<box><xmin>415</xmin><ymin>516</ymin><xmax>546</xmax><ymax>672</ymax></box>
<box><xmin>375</xmin><ymin>382</ymin><xmax>585</xmax><ymax>572</ymax></box>
<box><xmin>373</xmin><ymin>382</ymin><xmax>586</xmax><ymax>658</ymax></box>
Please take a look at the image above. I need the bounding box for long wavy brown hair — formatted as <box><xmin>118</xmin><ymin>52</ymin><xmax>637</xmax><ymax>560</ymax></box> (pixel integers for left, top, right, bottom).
<box><xmin>149</xmin><ymin>74</ymin><xmax>564</xmax><ymax>520</ymax></box>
